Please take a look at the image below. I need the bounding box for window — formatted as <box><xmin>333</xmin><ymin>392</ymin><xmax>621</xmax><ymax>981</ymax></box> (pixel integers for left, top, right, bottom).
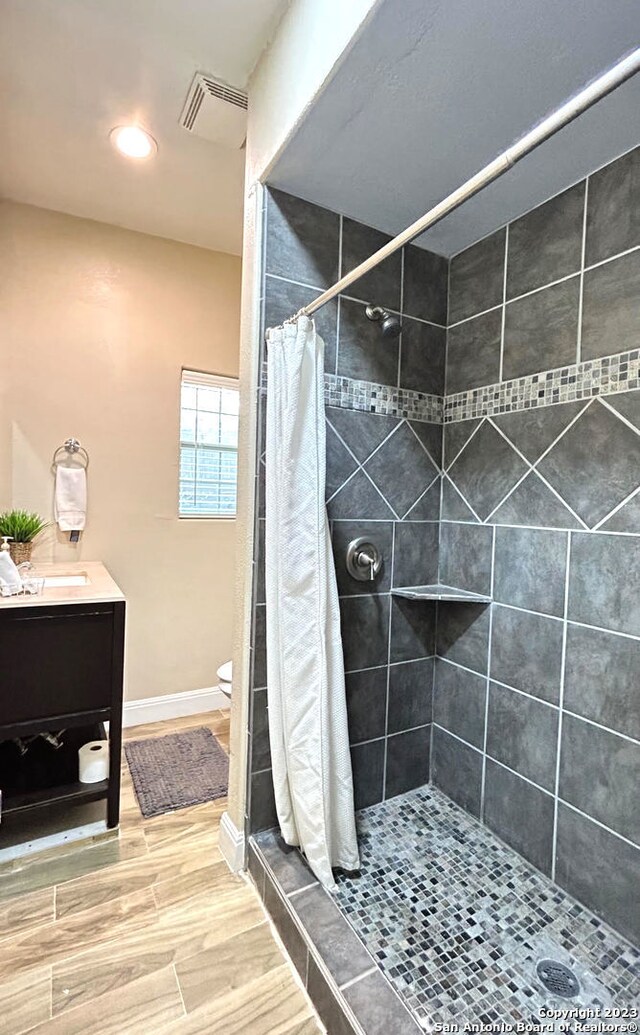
<box><xmin>179</xmin><ymin>370</ymin><xmax>239</xmax><ymax>518</ymax></box>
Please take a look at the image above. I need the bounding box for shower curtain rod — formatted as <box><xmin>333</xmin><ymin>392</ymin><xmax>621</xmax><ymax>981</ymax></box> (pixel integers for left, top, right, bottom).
<box><xmin>288</xmin><ymin>47</ymin><xmax>640</xmax><ymax>321</ymax></box>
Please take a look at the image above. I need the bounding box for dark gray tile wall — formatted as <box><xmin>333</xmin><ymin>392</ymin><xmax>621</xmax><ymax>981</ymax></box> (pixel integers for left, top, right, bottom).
<box><xmin>438</xmin><ymin>153</ymin><xmax>640</xmax><ymax>937</ymax></box>
<box><xmin>537</xmin><ymin>400</ymin><xmax>640</xmax><ymax>527</ymax></box>
<box><xmin>340</xmin><ymin>217</ymin><xmax>402</xmax><ymax>311</ymax></box>
<box><xmin>250</xmin><ymin>151</ymin><xmax>640</xmax><ymax>948</ymax></box>
<box><xmin>448</xmin><ymin>228</ymin><xmax>505</xmax><ymax>324</ymax></box>
<box><xmin>433</xmin><ymin>660</ymin><xmax>485</xmax><ymax>748</ymax></box>
<box><xmin>249</xmin><ymin>189</ymin><xmax>446</xmax><ymax>834</ymax></box>
<box><xmin>436</xmin><ymin>405</ymin><xmax>640</xmax><ymax>935</ymax></box>
<box><xmin>483</xmin><ymin>760</ymin><xmax>556</xmax><ymax>875</ymax></box>
<box><xmin>265</xmin><ymin>188</ymin><xmax>340</xmax><ymax>288</ymax></box>
<box><xmin>506</xmin><ymin>182</ymin><xmax>585</xmax><ymax>299</ymax></box>
<box><xmin>446</xmin><ymin>144</ymin><xmax>640</xmax><ymax>383</ymax></box>
<box><xmin>431</xmin><ymin>725</ymin><xmax>483</xmax><ymax>818</ymax></box>
<box><xmin>331</xmin><ymin>402</ymin><xmax>440</xmax><ymax>808</ymax></box>
<box><xmin>486</xmin><ymin>682</ymin><xmax>558</xmax><ymax>790</ymax></box>
<box><xmin>581</xmin><ymin>247</ymin><xmax>640</xmax><ymax>360</ymax></box>
<box><xmin>555</xmin><ymin>805</ymin><xmax>640</xmax><ymax>946</ymax></box>
<box><xmin>490</xmin><ymin>605</ymin><xmax>563</xmax><ymax>705</ymax></box>
<box><xmin>445</xmin><ymin>309</ymin><xmax>502</xmax><ymax>394</ymax></box>
<box><xmin>502</xmin><ymin>275</ymin><xmax>580</xmax><ymax>380</ymax></box>
<box><xmin>444</xmin><ymin>421</ymin><xmax>528</xmax><ymax>520</ymax></box>
<box><xmin>585</xmin><ymin>146</ymin><xmax>640</xmax><ymax>265</ymax></box>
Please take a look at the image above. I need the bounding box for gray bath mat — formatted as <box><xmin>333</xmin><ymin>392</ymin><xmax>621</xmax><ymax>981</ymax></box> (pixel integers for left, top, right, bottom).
<box><xmin>125</xmin><ymin>726</ymin><xmax>228</xmax><ymax>818</ymax></box>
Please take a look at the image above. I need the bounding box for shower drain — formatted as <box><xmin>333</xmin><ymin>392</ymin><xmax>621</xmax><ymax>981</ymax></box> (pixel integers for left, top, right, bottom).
<box><xmin>536</xmin><ymin>959</ymin><xmax>581</xmax><ymax>998</ymax></box>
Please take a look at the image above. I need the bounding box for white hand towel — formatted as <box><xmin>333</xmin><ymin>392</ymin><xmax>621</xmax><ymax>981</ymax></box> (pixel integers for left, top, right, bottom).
<box><xmin>55</xmin><ymin>466</ymin><xmax>87</xmax><ymax>531</ymax></box>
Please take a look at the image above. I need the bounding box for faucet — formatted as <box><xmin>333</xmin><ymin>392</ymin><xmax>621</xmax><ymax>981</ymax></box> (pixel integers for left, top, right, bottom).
<box><xmin>346</xmin><ymin>538</ymin><xmax>383</xmax><ymax>582</ymax></box>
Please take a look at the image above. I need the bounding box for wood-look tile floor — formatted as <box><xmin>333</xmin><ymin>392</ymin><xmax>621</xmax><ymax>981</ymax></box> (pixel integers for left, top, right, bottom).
<box><xmin>0</xmin><ymin>711</ymin><xmax>323</xmax><ymax>1035</ymax></box>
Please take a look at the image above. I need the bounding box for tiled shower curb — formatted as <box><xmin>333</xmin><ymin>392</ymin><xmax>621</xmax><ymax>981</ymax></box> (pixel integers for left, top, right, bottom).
<box><xmin>248</xmin><ymin>834</ymin><xmax>423</xmax><ymax>1035</ymax></box>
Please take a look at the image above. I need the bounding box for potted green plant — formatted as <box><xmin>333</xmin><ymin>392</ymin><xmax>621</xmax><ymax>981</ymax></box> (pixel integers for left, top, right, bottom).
<box><xmin>0</xmin><ymin>510</ymin><xmax>48</xmax><ymax>565</ymax></box>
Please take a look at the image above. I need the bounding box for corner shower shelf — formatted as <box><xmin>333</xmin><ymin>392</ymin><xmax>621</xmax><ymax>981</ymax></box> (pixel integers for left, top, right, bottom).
<box><xmin>391</xmin><ymin>583</ymin><xmax>492</xmax><ymax>603</ymax></box>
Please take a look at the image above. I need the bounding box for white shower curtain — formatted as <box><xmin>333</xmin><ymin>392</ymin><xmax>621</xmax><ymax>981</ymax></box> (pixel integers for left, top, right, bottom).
<box><xmin>265</xmin><ymin>316</ymin><xmax>360</xmax><ymax>890</ymax></box>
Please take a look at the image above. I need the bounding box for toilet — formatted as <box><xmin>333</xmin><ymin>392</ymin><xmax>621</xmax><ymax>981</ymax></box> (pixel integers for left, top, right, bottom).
<box><xmin>217</xmin><ymin>660</ymin><xmax>233</xmax><ymax>699</ymax></box>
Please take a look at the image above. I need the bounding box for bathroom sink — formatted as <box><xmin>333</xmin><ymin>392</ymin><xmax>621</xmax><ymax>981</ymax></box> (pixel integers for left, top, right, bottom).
<box><xmin>43</xmin><ymin>573</ymin><xmax>90</xmax><ymax>588</ymax></box>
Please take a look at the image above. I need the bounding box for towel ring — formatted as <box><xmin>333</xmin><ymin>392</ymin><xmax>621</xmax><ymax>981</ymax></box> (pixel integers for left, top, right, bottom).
<box><xmin>52</xmin><ymin>438</ymin><xmax>89</xmax><ymax>469</ymax></box>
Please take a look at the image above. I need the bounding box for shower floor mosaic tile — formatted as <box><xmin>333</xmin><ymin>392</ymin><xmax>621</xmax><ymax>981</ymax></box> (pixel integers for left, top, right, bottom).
<box><xmin>334</xmin><ymin>786</ymin><xmax>640</xmax><ymax>1029</ymax></box>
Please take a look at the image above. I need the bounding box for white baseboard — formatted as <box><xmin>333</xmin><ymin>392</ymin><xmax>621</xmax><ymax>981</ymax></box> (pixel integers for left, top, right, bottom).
<box><xmin>123</xmin><ymin>686</ymin><xmax>230</xmax><ymax>728</ymax></box>
<box><xmin>219</xmin><ymin>810</ymin><xmax>245</xmax><ymax>872</ymax></box>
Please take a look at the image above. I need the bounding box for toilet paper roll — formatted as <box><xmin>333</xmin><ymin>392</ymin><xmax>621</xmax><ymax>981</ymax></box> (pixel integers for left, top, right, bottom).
<box><xmin>78</xmin><ymin>740</ymin><xmax>109</xmax><ymax>784</ymax></box>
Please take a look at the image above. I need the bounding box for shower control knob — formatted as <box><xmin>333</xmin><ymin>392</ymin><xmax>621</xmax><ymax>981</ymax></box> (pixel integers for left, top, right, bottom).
<box><xmin>346</xmin><ymin>537</ymin><xmax>383</xmax><ymax>582</ymax></box>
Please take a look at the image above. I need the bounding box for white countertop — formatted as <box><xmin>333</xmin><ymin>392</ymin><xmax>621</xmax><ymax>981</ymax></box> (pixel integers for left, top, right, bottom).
<box><xmin>0</xmin><ymin>561</ymin><xmax>125</xmax><ymax>609</ymax></box>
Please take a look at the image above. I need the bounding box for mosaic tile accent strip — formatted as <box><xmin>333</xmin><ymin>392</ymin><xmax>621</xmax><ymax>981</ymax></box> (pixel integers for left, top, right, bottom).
<box><xmin>324</xmin><ymin>373</ymin><xmax>442</xmax><ymax>422</ymax></box>
<box><xmin>260</xmin><ymin>362</ymin><xmax>443</xmax><ymax>423</ymax></box>
<box><xmin>262</xmin><ymin>349</ymin><xmax>640</xmax><ymax>425</ymax></box>
<box><xmin>334</xmin><ymin>786</ymin><xmax>640</xmax><ymax>1029</ymax></box>
<box><xmin>445</xmin><ymin>348</ymin><xmax>640</xmax><ymax>423</ymax></box>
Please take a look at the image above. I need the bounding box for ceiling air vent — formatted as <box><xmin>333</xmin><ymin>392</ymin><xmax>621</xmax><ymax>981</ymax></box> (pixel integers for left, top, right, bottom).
<box><xmin>180</xmin><ymin>73</ymin><xmax>248</xmax><ymax>149</ymax></box>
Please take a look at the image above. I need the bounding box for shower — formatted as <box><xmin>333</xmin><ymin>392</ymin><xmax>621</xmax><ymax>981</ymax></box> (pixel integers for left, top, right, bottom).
<box><xmin>247</xmin><ymin>46</ymin><xmax>640</xmax><ymax>1035</ymax></box>
<box><xmin>365</xmin><ymin>304</ymin><xmax>401</xmax><ymax>338</ymax></box>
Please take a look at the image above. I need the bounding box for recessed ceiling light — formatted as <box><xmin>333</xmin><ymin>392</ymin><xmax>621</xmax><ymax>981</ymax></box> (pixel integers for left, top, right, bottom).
<box><xmin>110</xmin><ymin>125</ymin><xmax>157</xmax><ymax>159</ymax></box>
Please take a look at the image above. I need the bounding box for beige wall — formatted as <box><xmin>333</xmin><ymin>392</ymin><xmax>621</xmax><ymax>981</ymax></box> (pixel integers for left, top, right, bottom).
<box><xmin>0</xmin><ymin>201</ymin><xmax>241</xmax><ymax>702</ymax></box>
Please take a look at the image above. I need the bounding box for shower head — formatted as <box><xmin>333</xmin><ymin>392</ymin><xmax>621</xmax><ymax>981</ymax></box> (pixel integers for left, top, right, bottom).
<box><xmin>365</xmin><ymin>305</ymin><xmax>402</xmax><ymax>339</ymax></box>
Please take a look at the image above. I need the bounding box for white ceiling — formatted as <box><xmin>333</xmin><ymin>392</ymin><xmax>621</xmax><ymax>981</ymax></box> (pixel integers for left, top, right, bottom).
<box><xmin>0</xmin><ymin>0</ymin><xmax>287</xmax><ymax>254</ymax></box>
<box><xmin>269</xmin><ymin>0</ymin><xmax>640</xmax><ymax>256</ymax></box>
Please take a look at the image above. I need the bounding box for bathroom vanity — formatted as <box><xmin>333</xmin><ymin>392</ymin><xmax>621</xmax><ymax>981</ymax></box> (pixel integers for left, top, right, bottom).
<box><xmin>0</xmin><ymin>562</ymin><xmax>125</xmax><ymax>848</ymax></box>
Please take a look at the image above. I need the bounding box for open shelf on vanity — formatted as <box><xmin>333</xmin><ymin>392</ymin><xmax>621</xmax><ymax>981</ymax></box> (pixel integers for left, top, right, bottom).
<box><xmin>2</xmin><ymin>779</ymin><xmax>109</xmax><ymax>817</ymax></box>
<box><xmin>0</xmin><ymin>722</ymin><xmax>108</xmax><ymax>818</ymax></box>
<box><xmin>391</xmin><ymin>583</ymin><xmax>492</xmax><ymax>603</ymax></box>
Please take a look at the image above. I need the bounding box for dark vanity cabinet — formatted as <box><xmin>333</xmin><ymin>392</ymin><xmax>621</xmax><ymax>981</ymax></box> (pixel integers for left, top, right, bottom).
<box><xmin>0</xmin><ymin>599</ymin><xmax>125</xmax><ymax>838</ymax></box>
